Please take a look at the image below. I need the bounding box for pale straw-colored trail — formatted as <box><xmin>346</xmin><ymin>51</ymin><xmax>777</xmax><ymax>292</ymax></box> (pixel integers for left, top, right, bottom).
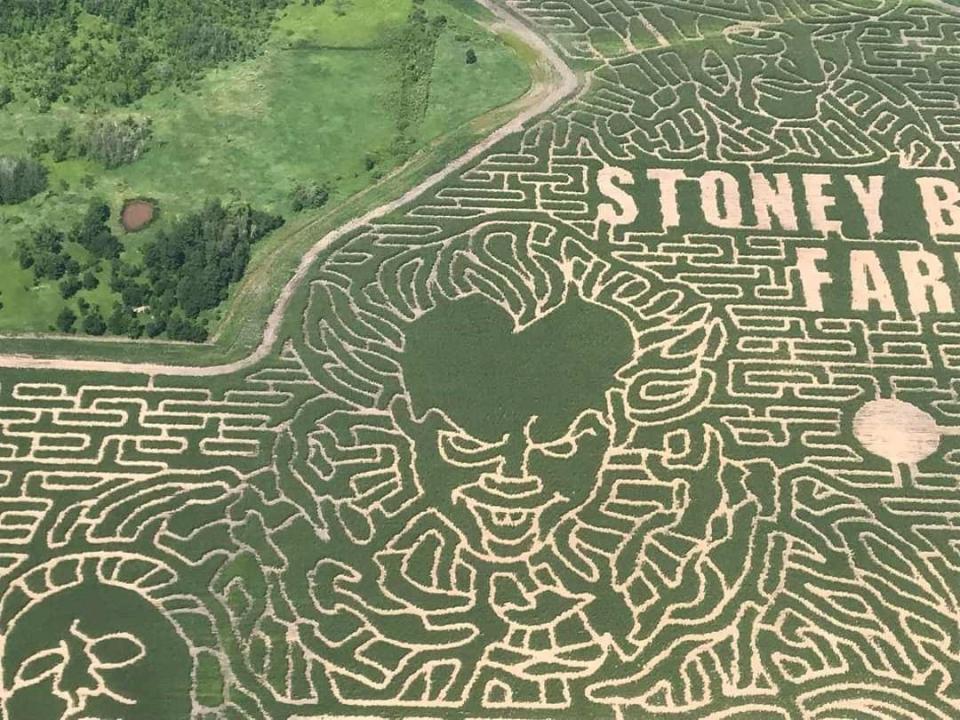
<box><xmin>0</xmin><ymin>0</ymin><xmax>577</xmax><ymax>378</ymax></box>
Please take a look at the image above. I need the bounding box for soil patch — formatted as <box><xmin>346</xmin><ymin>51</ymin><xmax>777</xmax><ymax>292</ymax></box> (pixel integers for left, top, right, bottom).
<box><xmin>121</xmin><ymin>199</ymin><xmax>157</xmax><ymax>232</ymax></box>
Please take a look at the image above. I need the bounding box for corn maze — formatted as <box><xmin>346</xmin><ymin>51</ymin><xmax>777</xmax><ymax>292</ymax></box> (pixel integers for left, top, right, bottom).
<box><xmin>1</xmin><ymin>0</ymin><xmax>960</xmax><ymax>717</ymax></box>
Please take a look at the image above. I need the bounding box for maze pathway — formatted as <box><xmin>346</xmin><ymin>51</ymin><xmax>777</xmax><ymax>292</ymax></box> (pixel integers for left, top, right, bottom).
<box><xmin>1</xmin><ymin>0</ymin><xmax>960</xmax><ymax>717</ymax></box>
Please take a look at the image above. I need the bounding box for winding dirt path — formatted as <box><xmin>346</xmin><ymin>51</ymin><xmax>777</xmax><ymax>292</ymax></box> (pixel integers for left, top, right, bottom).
<box><xmin>0</xmin><ymin>0</ymin><xmax>577</xmax><ymax>378</ymax></box>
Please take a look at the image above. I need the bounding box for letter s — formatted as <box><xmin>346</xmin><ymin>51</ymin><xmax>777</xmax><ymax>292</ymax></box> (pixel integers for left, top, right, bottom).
<box><xmin>598</xmin><ymin>166</ymin><xmax>638</xmax><ymax>227</ymax></box>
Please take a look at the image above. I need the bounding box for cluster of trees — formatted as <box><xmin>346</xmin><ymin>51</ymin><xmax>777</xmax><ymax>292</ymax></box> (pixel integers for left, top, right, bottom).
<box><xmin>0</xmin><ymin>0</ymin><xmax>288</xmax><ymax>110</ymax></box>
<box><xmin>30</xmin><ymin>116</ymin><xmax>153</xmax><ymax>168</ymax></box>
<box><xmin>91</xmin><ymin>201</ymin><xmax>285</xmax><ymax>340</ymax></box>
<box><xmin>138</xmin><ymin>201</ymin><xmax>283</xmax><ymax>329</ymax></box>
<box><xmin>84</xmin><ymin>116</ymin><xmax>153</xmax><ymax>168</ymax></box>
<box><xmin>56</xmin><ymin>299</ymin><xmax>108</xmax><ymax>335</ymax></box>
<box><xmin>0</xmin><ymin>156</ymin><xmax>48</xmax><ymax>205</ymax></box>
<box><xmin>16</xmin><ymin>226</ymin><xmax>76</xmax><ymax>283</ymax></box>
<box><xmin>16</xmin><ymin>202</ymin><xmax>114</xmax><ymax>293</ymax></box>
<box><xmin>389</xmin><ymin>0</ymin><xmax>446</xmax><ymax>158</ymax></box>
<box><xmin>16</xmin><ymin>199</ymin><xmax>281</xmax><ymax>341</ymax></box>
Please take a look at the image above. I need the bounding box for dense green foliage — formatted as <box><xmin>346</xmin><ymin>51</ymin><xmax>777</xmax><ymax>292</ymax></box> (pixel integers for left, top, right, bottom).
<box><xmin>55</xmin><ymin>305</ymin><xmax>77</xmax><ymax>332</ymax></box>
<box><xmin>83</xmin><ymin>116</ymin><xmax>153</xmax><ymax>168</ymax></box>
<box><xmin>0</xmin><ymin>0</ymin><xmax>287</xmax><ymax>108</ymax></box>
<box><xmin>29</xmin><ymin>116</ymin><xmax>153</xmax><ymax>168</ymax></box>
<box><xmin>16</xmin><ymin>206</ymin><xmax>114</xmax><ymax>286</ymax></box>
<box><xmin>70</xmin><ymin>202</ymin><xmax>122</xmax><ymax>258</ymax></box>
<box><xmin>0</xmin><ymin>156</ymin><xmax>48</xmax><ymax>205</ymax></box>
<box><xmin>16</xmin><ymin>199</ymin><xmax>282</xmax><ymax>340</ymax></box>
<box><xmin>132</xmin><ymin>201</ymin><xmax>282</xmax><ymax>340</ymax></box>
<box><xmin>16</xmin><ymin>226</ymin><xmax>70</xmax><ymax>282</ymax></box>
<box><xmin>290</xmin><ymin>182</ymin><xmax>329</xmax><ymax>213</ymax></box>
<box><xmin>390</xmin><ymin>0</ymin><xmax>446</xmax><ymax>156</ymax></box>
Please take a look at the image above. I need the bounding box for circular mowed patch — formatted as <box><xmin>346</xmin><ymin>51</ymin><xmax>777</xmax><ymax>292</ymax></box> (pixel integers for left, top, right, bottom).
<box><xmin>121</xmin><ymin>199</ymin><xmax>157</xmax><ymax>232</ymax></box>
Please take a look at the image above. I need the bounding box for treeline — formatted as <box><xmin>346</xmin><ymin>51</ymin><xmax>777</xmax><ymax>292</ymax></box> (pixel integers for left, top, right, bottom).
<box><xmin>389</xmin><ymin>0</ymin><xmax>446</xmax><ymax>158</ymax></box>
<box><xmin>0</xmin><ymin>0</ymin><xmax>287</xmax><ymax>109</ymax></box>
<box><xmin>16</xmin><ymin>199</ymin><xmax>282</xmax><ymax>341</ymax></box>
<box><xmin>135</xmin><ymin>200</ymin><xmax>284</xmax><ymax>337</ymax></box>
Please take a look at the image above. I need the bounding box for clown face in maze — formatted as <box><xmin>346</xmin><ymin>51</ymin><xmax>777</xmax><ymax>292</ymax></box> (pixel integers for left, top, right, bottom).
<box><xmin>398</xmin><ymin>290</ymin><xmax>633</xmax><ymax>563</ymax></box>
<box><xmin>288</xmin><ymin>220</ymin><xmax>768</xmax><ymax>711</ymax></box>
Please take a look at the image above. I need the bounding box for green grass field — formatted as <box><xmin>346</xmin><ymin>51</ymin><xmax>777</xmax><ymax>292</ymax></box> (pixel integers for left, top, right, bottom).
<box><xmin>0</xmin><ymin>0</ymin><xmax>530</xmax><ymax>334</ymax></box>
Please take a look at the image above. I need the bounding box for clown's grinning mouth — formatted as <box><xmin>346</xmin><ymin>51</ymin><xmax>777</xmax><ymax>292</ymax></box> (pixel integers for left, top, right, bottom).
<box><xmin>491</xmin><ymin>509</ymin><xmax>529</xmax><ymax>527</ymax></box>
<box><xmin>453</xmin><ymin>477</ymin><xmax>570</xmax><ymax>557</ymax></box>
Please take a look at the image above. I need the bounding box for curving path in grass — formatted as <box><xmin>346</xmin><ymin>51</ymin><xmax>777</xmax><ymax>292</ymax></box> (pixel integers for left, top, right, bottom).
<box><xmin>0</xmin><ymin>0</ymin><xmax>578</xmax><ymax>377</ymax></box>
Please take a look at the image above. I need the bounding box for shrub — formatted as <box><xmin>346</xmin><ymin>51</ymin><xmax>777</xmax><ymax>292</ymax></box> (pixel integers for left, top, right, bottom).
<box><xmin>0</xmin><ymin>156</ymin><xmax>48</xmax><ymax>205</ymax></box>
<box><xmin>290</xmin><ymin>182</ymin><xmax>329</xmax><ymax>212</ymax></box>
<box><xmin>59</xmin><ymin>275</ymin><xmax>82</xmax><ymax>299</ymax></box>
<box><xmin>51</xmin><ymin>123</ymin><xmax>76</xmax><ymax>162</ymax></box>
<box><xmin>0</xmin><ymin>86</ymin><xmax>13</xmax><ymax>108</ymax></box>
<box><xmin>466</xmin><ymin>48</ymin><xmax>477</xmax><ymax>64</ymax></box>
<box><xmin>82</xmin><ymin>307</ymin><xmax>107</xmax><ymax>335</ymax></box>
<box><xmin>56</xmin><ymin>307</ymin><xmax>77</xmax><ymax>333</ymax></box>
<box><xmin>82</xmin><ymin>269</ymin><xmax>100</xmax><ymax>290</ymax></box>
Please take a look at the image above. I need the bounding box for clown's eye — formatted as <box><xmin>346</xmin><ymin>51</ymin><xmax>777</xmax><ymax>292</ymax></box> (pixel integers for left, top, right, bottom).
<box><xmin>438</xmin><ymin>430</ymin><xmax>505</xmax><ymax>467</ymax></box>
<box><xmin>726</xmin><ymin>27</ymin><xmax>779</xmax><ymax>45</ymax></box>
<box><xmin>538</xmin><ymin>439</ymin><xmax>579</xmax><ymax>459</ymax></box>
<box><xmin>533</xmin><ymin>411</ymin><xmax>605</xmax><ymax>458</ymax></box>
<box><xmin>13</xmin><ymin>647</ymin><xmax>65</xmax><ymax>688</ymax></box>
<box><xmin>88</xmin><ymin>634</ymin><xmax>145</xmax><ymax>669</ymax></box>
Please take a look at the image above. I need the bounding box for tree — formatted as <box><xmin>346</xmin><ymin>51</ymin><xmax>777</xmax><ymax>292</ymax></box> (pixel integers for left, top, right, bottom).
<box><xmin>465</xmin><ymin>48</ymin><xmax>477</xmax><ymax>64</ymax></box>
<box><xmin>70</xmin><ymin>201</ymin><xmax>122</xmax><ymax>259</ymax></box>
<box><xmin>56</xmin><ymin>307</ymin><xmax>77</xmax><ymax>333</ymax></box>
<box><xmin>144</xmin><ymin>317</ymin><xmax>166</xmax><ymax>337</ymax></box>
<box><xmin>34</xmin><ymin>252</ymin><xmax>67</xmax><ymax>281</ymax></box>
<box><xmin>0</xmin><ymin>156</ymin><xmax>48</xmax><ymax>205</ymax></box>
<box><xmin>107</xmin><ymin>302</ymin><xmax>137</xmax><ymax>335</ymax></box>
<box><xmin>82</xmin><ymin>307</ymin><xmax>107</xmax><ymax>335</ymax></box>
<box><xmin>59</xmin><ymin>275</ymin><xmax>82</xmax><ymax>299</ymax></box>
<box><xmin>0</xmin><ymin>86</ymin><xmax>13</xmax><ymax>109</ymax></box>
<box><xmin>167</xmin><ymin>312</ymin><xmax>208</xmax><ymax>342</ymax></box>
<box><xmin>81</xmin><ymin>269</ymin><xmax>99</xmax><ymax>290</ymax></box>
<box><xmin>51</xmin><ymin>123</ymin><xmax>75</xmax><ymax>162</ymax></box>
